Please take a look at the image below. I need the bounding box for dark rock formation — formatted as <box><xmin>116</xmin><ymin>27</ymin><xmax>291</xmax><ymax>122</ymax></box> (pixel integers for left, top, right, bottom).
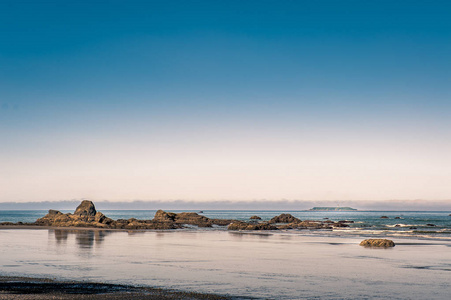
<box><xmin>250</xmin><ymin>216</ymin><xmax>262</xmax><ymax>220</ymax></box>
<box><xmin>426</xmin><ymin>224</ymin><xmax>436</xmax><ymax>227</ymax></box>
<box><xmin>360</xmin><ymin>239</ymin><xmax>395</xmax><ymax>248</ymax></box>
<box><xmin>338</xmin><ymin>220</ymin><xmax>354</xmax><ymax>224</ymax></box>
<box><xmin>175</xmin><ymin>212</ymin><xmax>212</xmax><ymax>227</ymax></box>
<box><xmin>268</xmin><ymin>214</ymin><xmax>301</xmax><ymax>224</ymax></box>
<box><xmin>210</xmin><ymin>219</ymin><xmax>235</xmax><ymax>226</ymax></box>
<box><xmin>227</xmin><ymin>221</ymin><xmax>278</xmax><ymax>230</ymax></box>
<box><xmin>153</xmin><ymin>210</ymin><xmax>177</xmax><ymax>222</ymax></box>
<box><xmin>380</xmin><ymin>216</ymin><xmax>389</xmax><ymax>219</ymax></box>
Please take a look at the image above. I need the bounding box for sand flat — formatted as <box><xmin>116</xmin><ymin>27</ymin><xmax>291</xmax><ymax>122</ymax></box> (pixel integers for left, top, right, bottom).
<box><xmin>1</xmin><ymin>229</ymin><xmax>450</xmax><ymax>299</ymax></box>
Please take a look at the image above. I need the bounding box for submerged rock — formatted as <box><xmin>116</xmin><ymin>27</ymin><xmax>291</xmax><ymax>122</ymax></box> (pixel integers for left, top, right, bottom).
<box><xmin>380</xmin><ymin>216</ymin><xmax>389</xmax><ymax>219</ymax></box>
<box><xmin>250</xmin><ymin>215</ymin><xmax>262</xmax><ymax>220</ymax></box>
<box><xmin>360</xmin><ymin>239</ymin><xmax>395</xmax><ymax>248</ymax></box>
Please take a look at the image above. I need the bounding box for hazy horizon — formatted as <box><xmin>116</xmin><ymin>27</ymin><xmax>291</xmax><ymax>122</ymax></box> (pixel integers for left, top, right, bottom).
<box><xmin>1</xmin><ymin>1</ymin><xmax>450</xmax><ymax>205</ymax></box>
<box><xmin>1</xmin><ymin>199</ymin><xmax>450</xmax><ymax>211</ymax></box>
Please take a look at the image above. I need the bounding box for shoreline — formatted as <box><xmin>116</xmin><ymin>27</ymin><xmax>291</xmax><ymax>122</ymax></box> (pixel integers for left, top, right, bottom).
<box><xmin>1</xmin><ymin>225</ymin><xmax>451</xmax><ymax>243</ymax></box>
<box><xmin>0</xmin><ymin>276</ymin><xmax>241</xmax><ymax>300</ymax></box>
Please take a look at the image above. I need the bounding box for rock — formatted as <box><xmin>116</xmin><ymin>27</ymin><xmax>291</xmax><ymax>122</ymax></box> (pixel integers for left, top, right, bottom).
<box><xmin>380</xmin><ymin>216</ymin><xmax>389</xmax><ymax>219</ymax></box>
<box><xmin>210</xmin><ymin>219</ymin><xmax>235</xmax><ymax>226</ymax></box>
<box><xmin>268</xmin><ymin>214</ymin><xmax>301</xmax><ymax>224</ymax></box>
<box><xmin>153</xmin><ymin>210</ymin><xmax>176</xmax><ymax>222</ymax></box>
<box><xmin>227</xmin><ymin>221</ymin><xmax>277</xmax><ymax>230</ymax></box>
<box><xmin>175</xmin><ymin>212</ymin><xmax>212</xmax><ymax>227</ymax></box>
<box><xmin>360</xmin><ymin>239</ymin><xmax>395</xmax><ymax>248</ymax></box>
<box><xmin>74</xmin><ymin>200</ymin><xmax>97</xmax><ymax>217</ymax></box>
<box><xmin>426</xmin><ymin>224</ymin><xmax>436</xmax><ymax>227</ymax></box>
<box><xmin>409</xmin><ymin>227</ymin><xmax>417</xmax><ymax>229</ymax></box>
<box><xmin>296</xmin><ymin>221</ymin><xmax>324</xmax><ymax>229</ymax></box>
<box><xmin>227</xmin><ymin>221</ymin><xmax>249</xmax><ymax>230</ymax></box>
<box><xmin>394</xmin><ymin>217</ymin><xmax>401</xmax><ymax>219</ymax></box>
<box><xmin>333</xmin><ymin>222</ymin><xmax>349</xmax><ymax>228</ymax></box>
<box><xmin>250</xmin><ymin>215</ymin><xmax>262</xmax><ymax>220</ymax></box>
<box><xmin>248</xmin><ymin>223</ymin><xmax>277</xmax><ymax>230</ymax></box>
<box><xmin>48</xmin><ymin>209</ymin><xmax>61</xmax><ymax>216</ymax></box>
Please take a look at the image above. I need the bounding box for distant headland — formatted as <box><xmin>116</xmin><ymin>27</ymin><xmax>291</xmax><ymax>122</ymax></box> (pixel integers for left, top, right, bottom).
<box><xmin>309</xmin><ymin>207</ymin><xmax>357</xmax><ymax>211</ymax></box>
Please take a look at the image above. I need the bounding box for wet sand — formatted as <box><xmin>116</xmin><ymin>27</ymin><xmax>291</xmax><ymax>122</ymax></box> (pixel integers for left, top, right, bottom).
<box><xmin>0</xmin><ymin>276</ymin><xmax>237</xmax><ymax>300</ymax></box>
<box><xmin>1</xmin><ymin>228</ymin><xmax>451</xmax><ymax>299</ymax></box>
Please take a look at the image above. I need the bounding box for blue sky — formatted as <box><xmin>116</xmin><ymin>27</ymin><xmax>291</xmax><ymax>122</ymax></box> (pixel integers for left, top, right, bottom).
<box><xmin>1</xmin><ymin>1</ymin><xmax>450</xmax><ymax>203</ymax></box>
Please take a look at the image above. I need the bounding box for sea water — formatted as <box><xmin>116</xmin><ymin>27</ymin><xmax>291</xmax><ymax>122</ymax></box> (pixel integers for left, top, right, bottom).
<box><xmin>0</xmin><ymin>229</ymin><xmax>450</xmax><ymax>299</ymax></box>
<box><xmin>1</xmin><ymin>210</ymin><xmax>450</xmax><ymax>239</ymax></box>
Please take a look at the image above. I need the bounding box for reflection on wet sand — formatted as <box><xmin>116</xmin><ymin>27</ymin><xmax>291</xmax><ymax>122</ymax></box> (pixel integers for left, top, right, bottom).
<box><xmin>50</xmin><ymin>229</ymin><xmax>110</xmax><ymax>248</ymax></box>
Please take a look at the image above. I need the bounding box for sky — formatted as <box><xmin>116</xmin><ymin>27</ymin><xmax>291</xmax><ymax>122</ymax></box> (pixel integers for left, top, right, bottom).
<box><xmin>1</xmin><ymin>1</ymin><xmax>450</xmax><ymax>205</ymax></box>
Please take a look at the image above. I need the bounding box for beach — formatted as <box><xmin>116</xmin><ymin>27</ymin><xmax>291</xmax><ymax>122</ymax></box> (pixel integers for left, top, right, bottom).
<box><xmin>0</xmin><ymin>275</ymin><xmax>234</xmax><ymax>300</ymax></box>
<box><xmin>1</xmin><ymin>227</ymin><xmax>450</xmax><ymax>299</ymax></box>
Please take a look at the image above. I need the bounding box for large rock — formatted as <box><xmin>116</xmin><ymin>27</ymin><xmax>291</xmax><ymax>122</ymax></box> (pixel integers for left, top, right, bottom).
<box><xmin>35</xmin><ymin>200</ymin><xmax>114</xmax><ymax>228</ymax></box>
<box><xmin>359</xmin><ymin>239</ymin><xmax>395</xmax><ymax>248</ymax></box>
<box><xmin>74</xmin><ymin>200</ymin><xmax>97</xmax><ymax>217</ymax></box>
<box><xmin>268</xmin><ymin>214</ymin><xmax>301</xmax><ymax>224</ymax></box>
<box><xmin>153</xmin><ymin>210</ymin><xmax>177</xmax><ymax>222</ymax></box>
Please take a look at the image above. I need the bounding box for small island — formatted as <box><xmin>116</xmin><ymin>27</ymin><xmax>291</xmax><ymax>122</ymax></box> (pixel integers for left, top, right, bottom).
<box><xmin>309</xmin><ymin>207</ymin><xmax>357</xmax><ymax>211</ymax></box>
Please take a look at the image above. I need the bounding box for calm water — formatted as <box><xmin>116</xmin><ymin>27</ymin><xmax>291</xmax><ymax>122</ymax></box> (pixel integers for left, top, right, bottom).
<box><xmin>1</xmin><ymin>210</ymin><xmax>451</xmax><ymax>239</ymax></box>
<box><xmin>0</xmin><ymin>229</ymin><xmax>450</xmax><ymax>299</ymax></box>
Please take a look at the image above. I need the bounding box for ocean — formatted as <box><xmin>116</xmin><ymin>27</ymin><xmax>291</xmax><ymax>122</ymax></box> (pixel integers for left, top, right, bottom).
<box><xmin>1</xmin><ymin>209</ymin><xmax>450</xmax><ymax>239</ymax></box>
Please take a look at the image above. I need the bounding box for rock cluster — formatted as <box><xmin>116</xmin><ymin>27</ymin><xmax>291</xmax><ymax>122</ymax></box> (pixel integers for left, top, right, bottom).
<box><xmin>34</xmin><ymin>201</ymin><xmax>234</xmax><ymax>230</ymax></box>
<box><xmin>226</xmin><ymin>214</ymin><xmax>354</xmax><ymax>231</ymax></box>
<box><xmin>5</xmin><ymin>200</ymin><xmax>359</xmax><ymax>232</ymax></box>
<box><xmin>359</xmin><ymin>239</ymin><xmax>395</xmax><ymax>248</ymax></box>
<box><xmin>35</xmin><ymin>201</ymin><xmax>179</xmax><ymax>229</ymax></box>
<box><xmin>35</xmin><ymin>201</ymin><xmax>114</xmax><ymax>228</ymax></box>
